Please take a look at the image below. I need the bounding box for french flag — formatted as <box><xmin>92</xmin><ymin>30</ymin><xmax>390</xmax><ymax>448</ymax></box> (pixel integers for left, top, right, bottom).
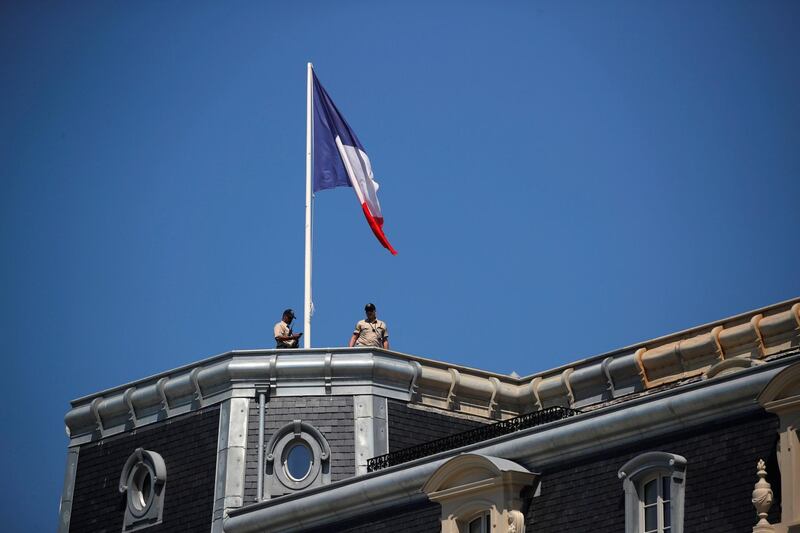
<box><xmin>311</xmin><ymin>72</ymin><xmax>398</xmax><ymax>255</ymax></box>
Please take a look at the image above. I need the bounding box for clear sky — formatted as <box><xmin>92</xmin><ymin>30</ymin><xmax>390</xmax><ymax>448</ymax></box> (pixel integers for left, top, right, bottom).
<box><xmin>1</xmin><ymin>1</ymin><xmax>798</xmax><ymax>529</ymax></box>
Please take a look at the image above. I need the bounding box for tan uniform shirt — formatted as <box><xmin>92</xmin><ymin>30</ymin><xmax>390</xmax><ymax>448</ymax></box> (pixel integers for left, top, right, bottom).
<box><xmin>353</xmin><ymin>319</ymin><xmax>388</xmax><ymax>347</ymax></box>
<box><xmin>274</xmin><ymin>320</ymin><xmax>297</xmax><ymax>348</ymax></box>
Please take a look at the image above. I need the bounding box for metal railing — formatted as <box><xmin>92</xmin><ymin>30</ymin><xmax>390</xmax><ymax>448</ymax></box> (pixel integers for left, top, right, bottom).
<box><xmin>367</xmin><ymin>405</ymin><xmax>581</xmax><ymax>472</ymax></box>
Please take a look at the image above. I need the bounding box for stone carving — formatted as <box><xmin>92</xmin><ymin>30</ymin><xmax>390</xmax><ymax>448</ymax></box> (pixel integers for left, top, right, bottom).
<box><xmin>423</xmin><ymin>454</ymin><xmax>536</xmax><ymax>533</ymax></box>
<box><xmin>507</xmin><ymin>510</ymin><xmax>525</xmax><ymax>533</ymax></box>
<box><xmin>752</xmin><ymin>459</ymin><xmax>775</xmax><ymax>533</ymax></box>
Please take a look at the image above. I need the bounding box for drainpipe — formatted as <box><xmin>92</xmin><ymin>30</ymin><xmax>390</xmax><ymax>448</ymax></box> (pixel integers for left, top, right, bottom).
<box><xmin>256</xmin><ymin>391</ymin><xmax>266</xmax><ymax>502</ymax></box>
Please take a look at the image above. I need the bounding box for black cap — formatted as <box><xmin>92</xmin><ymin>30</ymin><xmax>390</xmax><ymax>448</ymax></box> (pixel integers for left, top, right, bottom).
<box><xmin>283</xmin><ymin>309</ymin><xmax>296</xmax><ymax>318</ymax></box>
<box><xmin>364</xmin><ymin>303</ymin><xmax>376</xmax><ymax>312</ymax></box>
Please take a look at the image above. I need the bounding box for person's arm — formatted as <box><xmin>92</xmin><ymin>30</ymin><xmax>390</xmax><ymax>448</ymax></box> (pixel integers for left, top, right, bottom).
<box><xmin>382</xmin><ymin>337</ymin><xmax>389</xmax><ymax>349</ymax></box>
<box><xmin>349</xmin><ymin>323</ymin><xmax>361</xmax><ymax>347</ymax></box>
<box><xmin>275</xmin><ymin>324</ymin><xmax>301</xmax><ymax>343</ymax></box>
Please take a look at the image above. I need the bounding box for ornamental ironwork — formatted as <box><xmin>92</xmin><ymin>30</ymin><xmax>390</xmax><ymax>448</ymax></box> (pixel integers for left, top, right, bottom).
<box><xmin>367</xmin><ymin>405</ymin><xmax>580</xmax><ymax>472</ymax></box>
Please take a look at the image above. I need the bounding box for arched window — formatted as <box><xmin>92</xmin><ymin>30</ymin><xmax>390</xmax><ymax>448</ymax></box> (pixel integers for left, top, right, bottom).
<box><xmin>640</xmin><ymin>472</ymin><xmax>671</xmax><ymax>532</ymax></box>
<box><xmin>467</xmin><ymin>511</ymin><xmax>492</xmax><ymax>533</ymax></box>
<box><xmin>618</xmin><ymin>452</ymin><xmax>686</xmax><ymax>533</ymax></box>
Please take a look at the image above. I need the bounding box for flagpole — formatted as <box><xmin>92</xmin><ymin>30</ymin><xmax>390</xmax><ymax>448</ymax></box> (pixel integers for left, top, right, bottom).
<box><xmin>304</xmin><ymin>62</ymin><xmax>313</xmax><ymax>348</ymax></box>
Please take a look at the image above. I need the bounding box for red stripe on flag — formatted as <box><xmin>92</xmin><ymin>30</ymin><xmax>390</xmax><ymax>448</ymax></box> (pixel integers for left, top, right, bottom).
<box><xmin>361</xmin><ymin>203</ymin><xmax>398</xmax><ymax>255</ymax></box>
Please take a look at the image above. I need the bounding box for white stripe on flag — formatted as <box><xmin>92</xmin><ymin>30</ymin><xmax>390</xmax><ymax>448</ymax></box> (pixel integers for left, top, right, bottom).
<box><xmin>335</xmin><ymin>136</ymin><xmax>383</xmax><ymax>218</ymax></box>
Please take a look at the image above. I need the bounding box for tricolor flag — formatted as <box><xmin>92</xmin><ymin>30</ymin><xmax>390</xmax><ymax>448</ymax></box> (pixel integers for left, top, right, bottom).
<box><xmin>311</xmin><ymin>72</ymin><xmax>397</xmax><ymax>255</ymax></box>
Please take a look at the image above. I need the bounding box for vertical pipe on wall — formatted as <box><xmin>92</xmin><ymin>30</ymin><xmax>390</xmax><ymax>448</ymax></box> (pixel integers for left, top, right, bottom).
<box><xmin>256</xmin><ymin>392</ymin><xmax>266</xmax><ymax>502</ymax></box>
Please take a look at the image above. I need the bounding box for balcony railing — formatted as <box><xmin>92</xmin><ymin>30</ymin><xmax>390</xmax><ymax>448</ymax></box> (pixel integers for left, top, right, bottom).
<box><xmin>366</xmin><ymin>405</ymin><xmax>581</xmax><ymax>472</ymax></box>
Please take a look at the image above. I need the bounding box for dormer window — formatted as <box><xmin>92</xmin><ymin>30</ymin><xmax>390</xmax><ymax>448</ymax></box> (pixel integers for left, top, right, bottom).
<box><xmin>422</xmin><ymin>453</ymin><xmax>538</xmax><ymax>533</ymax></box>
<box><xmin>119</xmin><ymin>448</ymin><xmax>167</xmax><ymax>532</ymax></box>
<box><xmin>264</xmin><ymin>420</ymin><xmax>331</xmax><ymax>497</ymax></box>
<box><xmin>618</xmin><ymin>452</ymin><xmax>686</xmax><ymax>533</ymax></box>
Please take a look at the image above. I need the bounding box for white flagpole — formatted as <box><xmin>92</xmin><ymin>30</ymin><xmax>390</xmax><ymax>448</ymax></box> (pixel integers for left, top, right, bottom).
<box><xmin>304</xmin><ymin>62</ymin><xmax>313</xmax><ymax>348</ymax></box>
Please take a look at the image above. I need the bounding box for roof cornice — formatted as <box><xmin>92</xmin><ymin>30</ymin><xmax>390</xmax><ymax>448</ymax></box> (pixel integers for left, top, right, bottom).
<box><xmin>64</xmin><ymin>298</ymin><xmax>800</xmax><ymax>445</ymax></box>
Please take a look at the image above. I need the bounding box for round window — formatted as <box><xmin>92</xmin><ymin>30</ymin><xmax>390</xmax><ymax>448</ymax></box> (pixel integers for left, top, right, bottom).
<box><xmin>284</xmin><ymin>441</ymin><xmax>313</xmax><ymax>481</ymax></box>
<box><xmin>129</xmin><ymin>465</ymin><xmax>154</xmax><ymax>513</ymax></box>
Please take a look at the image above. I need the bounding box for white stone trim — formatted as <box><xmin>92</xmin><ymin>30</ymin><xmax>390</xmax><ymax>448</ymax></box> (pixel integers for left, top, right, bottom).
<box><xmin>618</xmin><ymin>452</ymin><xmax>687</xmax><ymax>533</ymax></box>
<box><xmin>211</xmin><ymin>398</ymin><xmax>249</xmax><ymax>533</ymax></box>
<box><xmin>353</xmin><ymin>395</ymin><xmax>388</xmax><ymax>475</ymax></box>
<box><xmin>57</xmin><ymin>447</ymin><xmax>79</xmax><ymax>533</ymax></box>
<box><xmin>422</xmin><ymin>454</ymin><xmax>538</xmax><ymax>533</ymax></box>
<box><xmin>759</xmin><ymin>360</ymin><xmax>800</xmax><ymax>532</ymax></box>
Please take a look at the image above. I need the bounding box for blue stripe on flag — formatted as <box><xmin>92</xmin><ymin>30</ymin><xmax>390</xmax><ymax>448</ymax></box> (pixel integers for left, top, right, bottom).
<box><xmin>312</xmin><ymin>72</ymin><xmax>364</xmax><ymax>192</ymax></box>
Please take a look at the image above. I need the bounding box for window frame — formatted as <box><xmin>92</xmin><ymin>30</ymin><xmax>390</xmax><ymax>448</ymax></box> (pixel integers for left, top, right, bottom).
<box><xmin>466</xmin><ymin>510</ymin><xmax>492</xmax><ymax>533</ymax></box>
<box><xmin>618</xmin><ymin>452</ymin><xmax>686</xmax><ymax>533</ymax></box>
<box><xmin>638</xmin><ymin>471</ymin><xmax>671</xmax><ymax>533</ymax></box>
<box><xmin>118</xmin><ymin>448</ymin><xmax>167</xmax><ymax>532</ymax></box>
<box><xmin>283</xmin><ymin>440</ymin><xmax>314</xmax><ymax>481</ymax></box>
<box><xmin>264</xmin><ymin>419</ymin><xmax>331</xmax><ymax>497</ymax></box>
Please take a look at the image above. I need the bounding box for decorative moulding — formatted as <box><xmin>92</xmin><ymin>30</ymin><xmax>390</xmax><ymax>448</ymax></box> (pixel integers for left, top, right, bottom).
<box><xmin>422</xmin><ymin>454</ymin><xmax>538</xmax><ymax>533</ymax></box>
<box><xmin>64</xmin><ymin>298</ymin><xmax>800</xmax><ymax>445</ymax></box>
<box><xmin>704</xmin><ymin>357</ymin><xmax>765</xmax><ymax>380</ymax></box>
<box><xmin>758</xmin><ymin>360</ymin><xmax>800</xmax><ymax>531</ymax></box>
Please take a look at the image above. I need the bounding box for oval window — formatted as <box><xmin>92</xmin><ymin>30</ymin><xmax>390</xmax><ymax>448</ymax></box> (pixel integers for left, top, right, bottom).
<box><xmin>284</xmin><ymin>442</ymin><xmax>313</xmax><ymax>481</ymax></box>
<box><xmin>130</xmin><ymin>466</ymin><xmax>153</xmax><ymax>511</ymax></box>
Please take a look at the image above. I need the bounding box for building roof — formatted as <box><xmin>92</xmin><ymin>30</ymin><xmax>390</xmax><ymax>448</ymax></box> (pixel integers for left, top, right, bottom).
<box><xmin>64</xmin><ymin>297</ymin><xmax>800</xmax><ymax>445</ymax></box>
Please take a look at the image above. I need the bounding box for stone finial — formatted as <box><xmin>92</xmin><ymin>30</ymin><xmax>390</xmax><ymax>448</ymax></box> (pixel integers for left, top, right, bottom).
<box><xmin>752</xmin><ymin>459</ymin><xmax>775</xmax><ymax>533</ymax></box>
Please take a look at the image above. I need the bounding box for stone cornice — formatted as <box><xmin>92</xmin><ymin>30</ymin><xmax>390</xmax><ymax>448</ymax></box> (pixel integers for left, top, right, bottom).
<box><xmin>64</xmin><ymin>297</ymin><xmax>800</xmax><ymax>445</ymax></box>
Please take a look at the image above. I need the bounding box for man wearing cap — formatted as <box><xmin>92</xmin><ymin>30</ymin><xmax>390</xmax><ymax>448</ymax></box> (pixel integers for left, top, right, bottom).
<box><xmin>349</xmin><ymin>303</ymin><xmax>389</xmax><ymax>349</ymax></box>
<box><xmin>274</xmin><ymin>309</ymin><xmax>302</xmax><ymax>349</ymax></box>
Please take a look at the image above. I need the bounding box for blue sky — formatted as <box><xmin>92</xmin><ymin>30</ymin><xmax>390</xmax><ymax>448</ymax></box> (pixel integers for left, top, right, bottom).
<box><xmin>1</xmin><ymin>1</ymin><xmax>798</xmax><ymax>529</ymax></box>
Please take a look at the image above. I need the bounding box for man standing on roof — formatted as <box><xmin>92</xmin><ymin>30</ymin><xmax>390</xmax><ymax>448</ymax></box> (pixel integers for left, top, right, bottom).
<box><xmin>349</xmin><ymin>303</ymin><xmax>389</xmax><ymax>349</ymax></box>
<box><xmin>274</xmin><ymin>309</ymin><xmax>302</xmax><ymax>349</ymax></box>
